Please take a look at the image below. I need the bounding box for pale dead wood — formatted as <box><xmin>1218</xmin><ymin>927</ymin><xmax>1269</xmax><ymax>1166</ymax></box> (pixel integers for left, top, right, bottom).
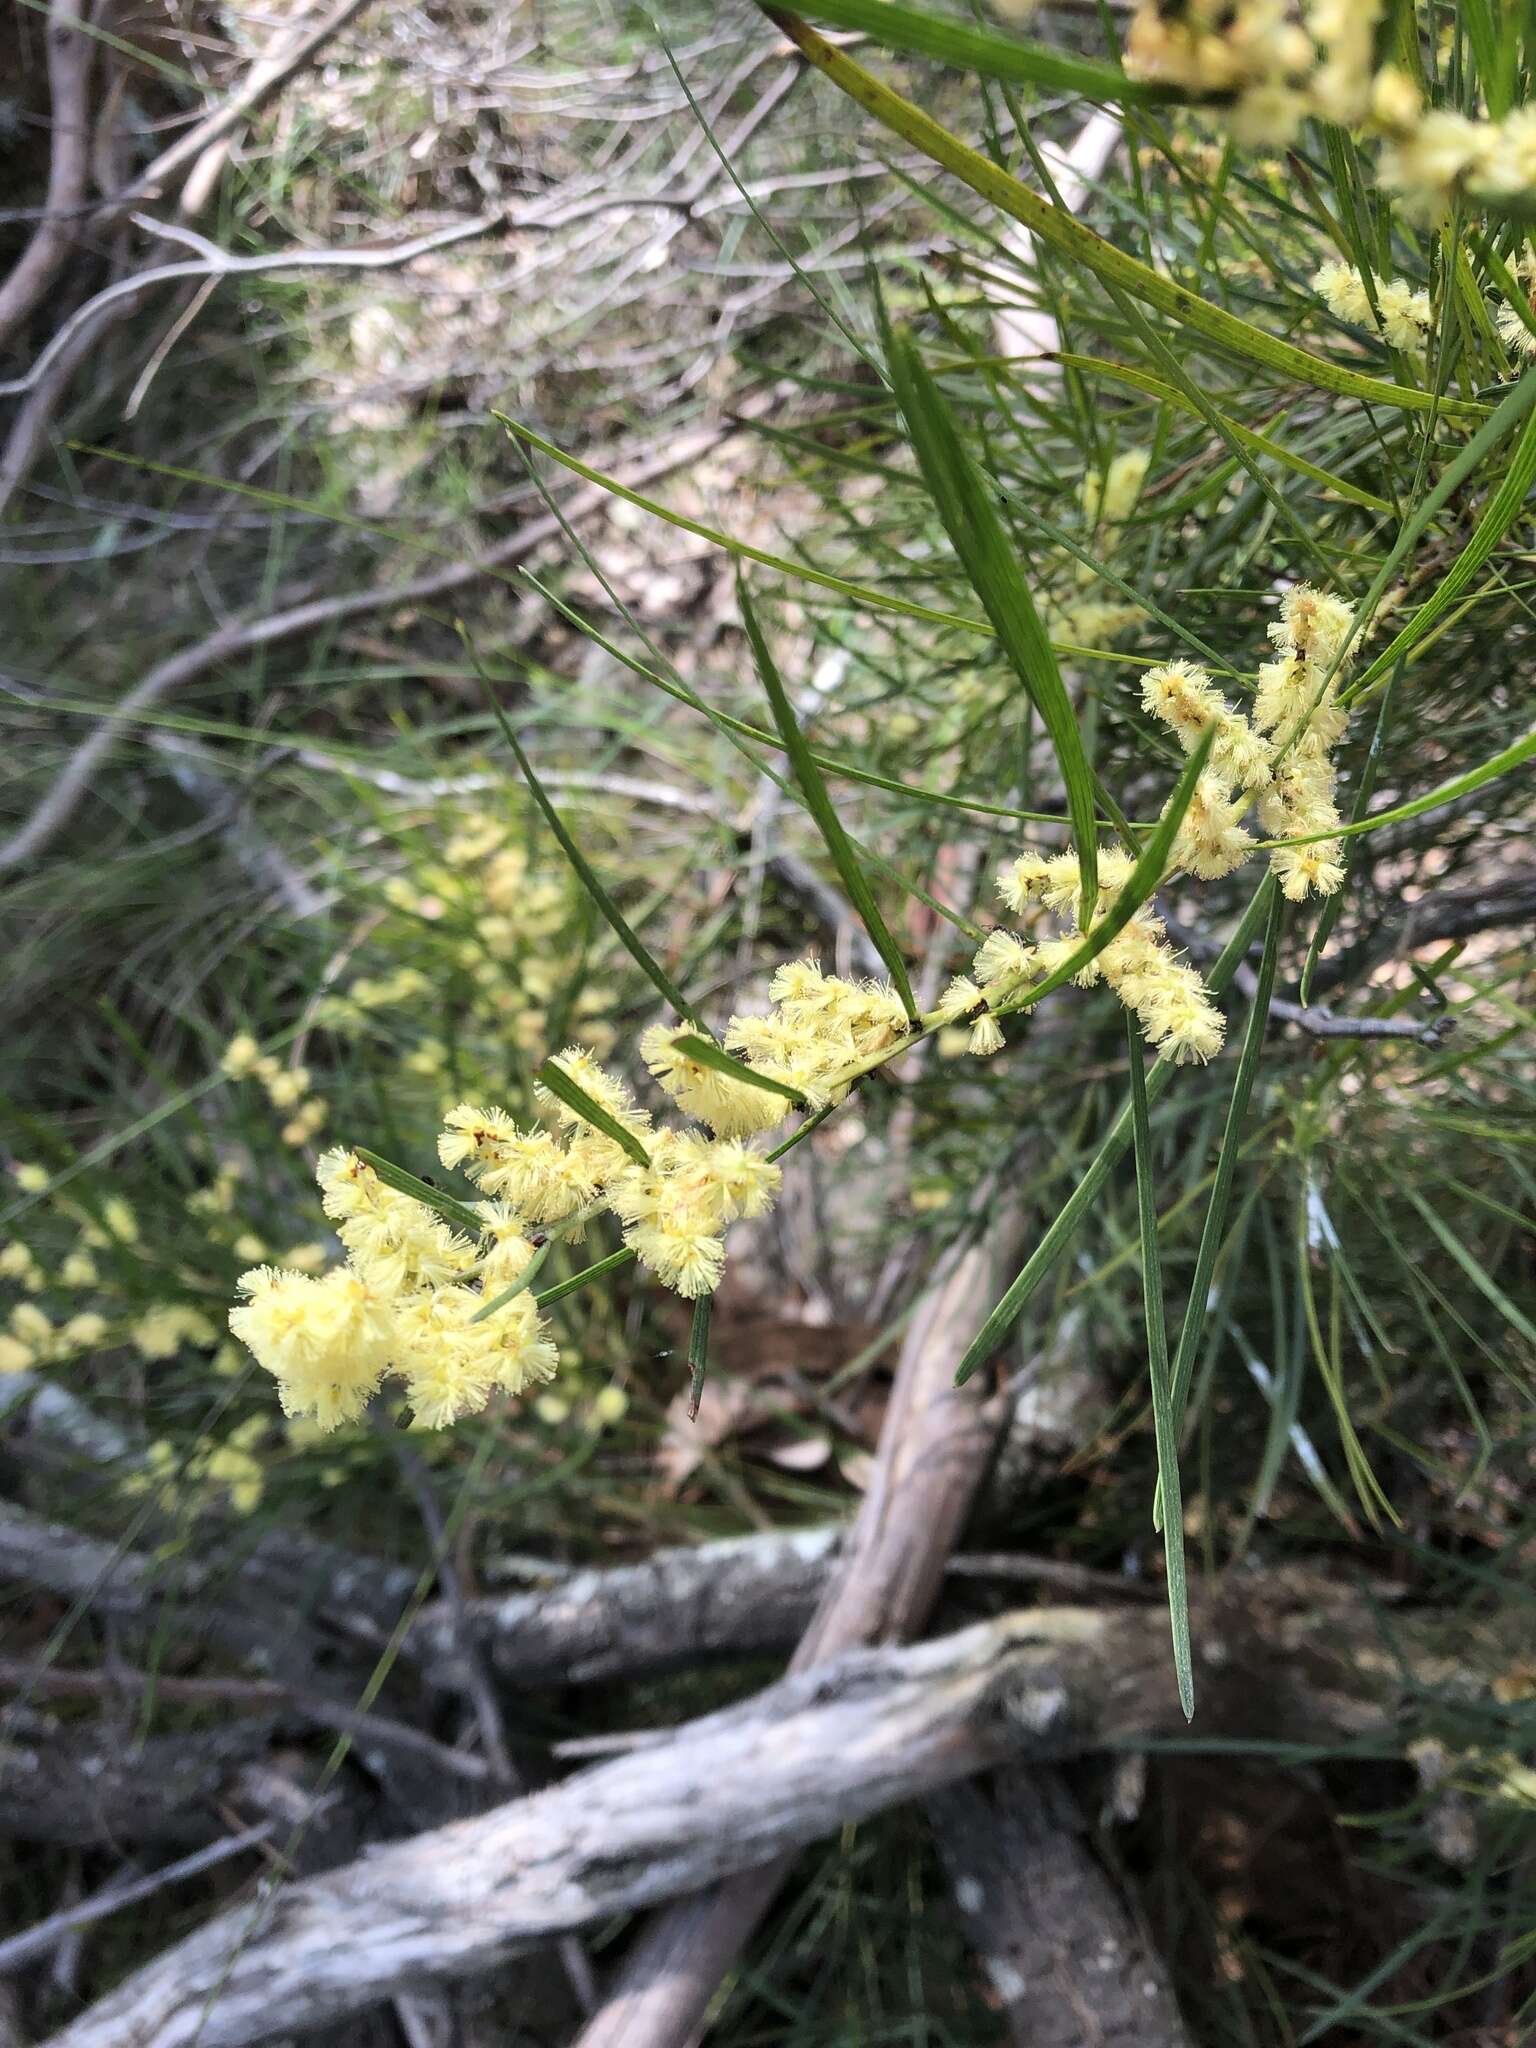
<box><xmin>413</xmin><ymin>1523</ymin><xmax>843</xmax><ymax>1688</ymax></box>
<box><xmin>571</xmin><ymin>1204</ymin><xmax>1025</xmax><ymax>2048</ymax></box>
<box><xmin>0</xmin><ymin>0</ymin><xmax>95</xmax><ymax>352</ymax></box>
<box><xmin>35</xmin><ymin>1585</ymin><xmax>1497</xmax><ymax>2048</ymax></box>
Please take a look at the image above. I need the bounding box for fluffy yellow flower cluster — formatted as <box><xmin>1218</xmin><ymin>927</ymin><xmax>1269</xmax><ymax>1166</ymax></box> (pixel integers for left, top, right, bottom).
<box><xmin>1139</xmin><ymin>584</ymin><xmax>1355</xmax><ymax>903</ymax></box>
<box><xmin>1081</xmin><ymin>448</ymin><xmax>1151</xmax><ymax>534</ymax></box>
<box><xmin>441</xmin><ymin>1021</ymin><xmax>806</xmax><ymax>1296</ymax></box>
<box><xmin>230</xmin><ymin>1148</ymin><xmax>557</xmax><ymax>1430</ymax></box>
<box><xmin>994</xmin><ymin>847</ymin><xmax>1227</xmax><ymax>1065</ymax></box>
<box><xmin>229</xmin><ymin>971</ymin><xmax>915</xmax><ymax>1425</ymax></box>
<box><xmin>127</xmin><ymin>1417</ymin><xmax>270</xmax><ymax>1516</ymax></box>
<box><xmin>1312</xmin><ymin>261</ymin><xmax>1432</xmax><ymax>353</ymax></box>
<box><xmin>1127</xmin><ymin>0</ymin><xmax>1536</xmax><ymax>216</ymax></box>
<box><xmin>956</xmin><ymin>583</ymin><xmax>1358</xmax><ymax>1066</ymax></box>
<box><xmin>1494</xmin><ymin>250</ymin><xmax>1536</xmax><ymax>362</ymax></box>
<box><xmin>313</xmin><ymin>811</ymin><xmax>615</xmax><ymax>1065</ymax></box>
<box><xmin>0</xmin><ymin>1302</ymin><xmax>114</xmax><ymax>1375</ymax></box>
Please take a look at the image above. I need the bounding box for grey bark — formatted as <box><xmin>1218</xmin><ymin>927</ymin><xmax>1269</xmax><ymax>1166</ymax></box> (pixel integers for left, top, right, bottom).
<box><xmin>414</xmin><ymin>1524</ymin><xmax>843</xmax><ymax>1688</ymax></box>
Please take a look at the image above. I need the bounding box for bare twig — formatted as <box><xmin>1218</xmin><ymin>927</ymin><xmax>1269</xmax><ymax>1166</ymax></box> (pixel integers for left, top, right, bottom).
<box><xmin>0</xmin><ymin>0</ymin><xmax>95</xmax><ymax>352</ymax></box>
<box><xmin>0</xmin><ymin>1657</ymin><xmax>491</xmax><ymax>1784</ymax></box>
<box><xmin>111</xmin><ymin>0</ymin><xmax>377</xmax><ymax>222</ymax></box>
<box><xmin>0</xmin><ymin>1828</ymin><xmax>274</xmax><ymax>1975</ymax></box>
<box><xmin>0</xmin><ymin>210</ymin><xmax>511</xmax><ymax>404</ymax></box>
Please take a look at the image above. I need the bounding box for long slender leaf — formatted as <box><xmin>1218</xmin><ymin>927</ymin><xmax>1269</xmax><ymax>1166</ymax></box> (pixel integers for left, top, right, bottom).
<box><xmin>1153</xmin><ymin>887</ymin><xmax>1286</xmax><ymax>1531</ymax></box>
<box><xmin>783</xmin><ymin>0</ymin><xmax>1161</xmax><ymax>103</ymax></box>
<box><xmin>519</xmin><ymin>567</ymin><xmax>1081</xmax><ymax>825</ymax></box>
<box><xmin>687</xmin><ymin>1294</ymin><xmax>713</xmax><ymax>1422</ymax></box>
<box><xmin>1339</xmin><ymin>363</ymin><xmax>1536</xmax><ymax>700</ymax></box>
<box><xmin>886</xmin><ymin>324</ymin><xmax>1100</xmax><ymax>915</ymax></box>
<box><xmin>1406</xmin><ymin>1189</ymin><xmax>1536</xmax><ymax>1345</ymax></box>
<box><xmin>470</xmin><ymin>1240</ymin><xmax>556</xmax><ymax>1323</ymax></box>
<box><xmin>1276</xmin><ymin>724</ymin><xmax>1536</xmax><ymax>844</ymax></box>
<box><xmin>1169</xmin><ymin>887</ymin><xmax>1286</xmax><ymax>1430</ymax></box>
<box><xmin>1053</xmin><ymin>353</ymin><xmax>1395</xmax><ymax>515</ymax></box>
<box><xmin>670</xmin><ymin>1033</ymin><xmax>809</xmax><ymax>1106</ymax></box>
<box><xmin>535</xmin><ymin>1246</ymin><xmax>636</xmax><ymax>1309</ymax></box>
<box><xmin>1351</xmin><ymin>398</ymin><xmax>1536</xmax><ymax>688</ymax></box>
<box><xmin>353</xmin><ymin>1148</ymin><xmax>485</xmax><ymax>1236</ymax></box>
<box><xmin>1127</xmin><ymin>1015</ymin><xmax>1196</xmax><ymax>1722</ymax></box>
<box><xmin>497</xmin><ymin>415</ymin><xmax>988</xmax><ymax>639</ymax></box>
<box><xmin>536</xmin><ymin>1059</ymin><xmax>652</xmax><ymax>1167</ymax></box>
<box><xmin>475</xmin><ymin>655</ymin><xmax>705</xmax><ymax>1029</ymax></box>
<box><xmin>741</xmin><ymin>577</ymin><xmax>918</xmax><ymax>1018</ymax></box>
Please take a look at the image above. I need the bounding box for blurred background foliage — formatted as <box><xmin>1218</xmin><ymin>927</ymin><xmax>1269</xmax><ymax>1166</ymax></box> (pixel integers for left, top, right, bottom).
<box><xmin>1</xmin><ymin>1</ymin><xmax>1534</xmax><ymax>2042</ymax></box>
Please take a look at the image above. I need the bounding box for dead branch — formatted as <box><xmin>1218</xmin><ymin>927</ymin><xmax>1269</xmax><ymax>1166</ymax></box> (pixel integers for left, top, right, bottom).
<box><xmin>134</xmin><ymin>0</ymin><xmax>378</xmax><ymax>220</ymax></box>
<box><xmin>0</xmin><ymin>1717</ymin><xmax>281</xmax><ymax>1848</ymax></box>
<box><xmin>36</xmin><ymin>1584</ymin><xmax>1499</xmax><ymax>2048</ymax></box>
<box><xmin>0</xmin><ymin>210</ymin><xmax>510</xmax><ymax>406</ymax></box>
<box><xmin>0</xmin><ymin>0</ymin><xmax>95</xmax><ymax>353</ymax></box>
<box><xmin>0</xmin><ymin>1658</ymin><xmax>491</xmax><ymax>1786</ymax></box>
<box><xmin>413</xmin><ymin>1523</ymin><xmax>843</xmax><ymax>1688</ymax></box>
<box><xmin>0</xmin><ymin>1827</ymin><xmax>273</xmax><ymax>1975</ymax></box>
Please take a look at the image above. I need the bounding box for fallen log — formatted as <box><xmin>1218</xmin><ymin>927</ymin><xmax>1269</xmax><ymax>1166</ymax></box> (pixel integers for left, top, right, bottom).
<box><xmin>38</xmin><ymin>1583</ymin><xmax>1495</xmax><ymax>2048</ymax></box>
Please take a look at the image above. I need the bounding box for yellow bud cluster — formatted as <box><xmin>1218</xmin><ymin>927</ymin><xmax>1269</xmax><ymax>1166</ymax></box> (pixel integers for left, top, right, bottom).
<box><xmin>222</xmin><ymin>1038</ymin><xmax>329</xmax><ymax>1151</ymax></box>
<box><xmin>1313</xmin><ymin>261</ymin><xmax>1432</xmax><ymax>353</ymax></box>
<box><xmin>1081</xmin><ymin>448</ymin><xmax>1151</xmax><ymax>532</ymax></box>
<box><xmin>1139</xmin><ymin>589</ymin><xmax>1355</xmax><ymax>904</ymax></box>
<box><xmin>995</xmin><ymin>852</ymin><xmax>1226</xmax><ymax>1065</ymax></box>
<box><xmin>1253</xmin><ymin>585</ymin><xmax>1355</xmax><ymax>901</ymax></box>
<box><xmin>132</xmin><ymin>1304</ymin><xmax>218</xmax><ymax>1361</ymax></box>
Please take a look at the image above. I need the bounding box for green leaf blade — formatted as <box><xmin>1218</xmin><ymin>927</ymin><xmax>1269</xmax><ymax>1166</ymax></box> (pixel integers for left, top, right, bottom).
<box><xmin>741</xmin><ymin>577</ymin><xmax>918</xmax><ymax>1019</ymax></box>
<box><xmin>537</xmin><ymin>1059</ymin><xmax>653</xmax><ymax>1167</ymax></box>
<box><xmin>1126</xmin><ymin>1016</ymin><xmax>1196</xmax><ymax>1722</ymax></box>
<box><xmin>885</xmin><ymin>325</ymin><xmax>1100</xmax><ymax>913</ymax></box>
<box><xmin>474</xmin><ymin>648</ymin><xmax>705</xmax><ymax>1030</ymax></box>
<box><xmin>670</xmin><ymin>1033</ymin><xmax>809</xmax><ymax>1106</ymax></box>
